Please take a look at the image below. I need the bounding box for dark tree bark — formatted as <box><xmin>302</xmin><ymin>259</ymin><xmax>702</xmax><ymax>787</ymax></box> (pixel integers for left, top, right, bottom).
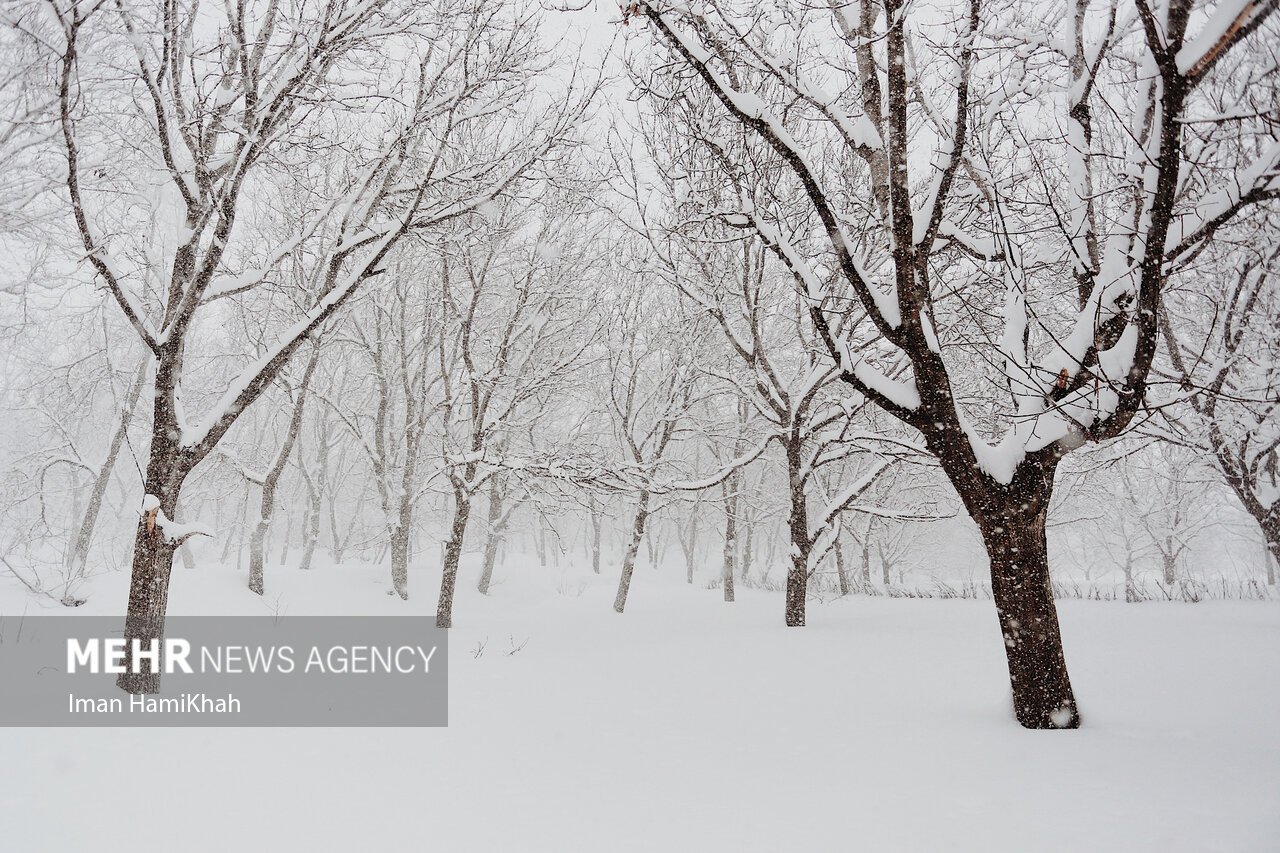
<box><xmin>118</xmin><ymin>350</ymin><xmax>195</xmax><ymax>694</ymax></box>
<box><xmin>978</xmin><ymin>502</ymin><xmax>1077</xmax><ymax>729</ymax></box>
<box><xmin>633</xmin><ymin>0</ymin><xmax>1250</xmax><ymax>727</ymax></box>
<box><xmin>783</xmin><ymin>436</ymin><xmax>811</xmax><ymax>627</ymax></box>
<box><xmin>436</xmin><ymin>493</ymin><xmax>472</xmax><ymax>628</ymax></box>
<box><xmin>957</xmin><ymin>458</ymin><xmax>1079</xmax><ymax>728</ymax></box>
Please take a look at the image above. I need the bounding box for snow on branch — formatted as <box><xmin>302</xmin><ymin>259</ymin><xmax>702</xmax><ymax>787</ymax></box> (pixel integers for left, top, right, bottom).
<box><xmin>1175</xmin><ymin>0</ymin><xmax>1278</xmax><ymax>80</ymax></box>
<box><xmin>640</xmin><ymin>4</ymin><xmax>903</xmax><ymax>339</ymax></box>
<box><xmin>140</xmin><ymin>495</ymin><xmax>214</xmax><ymax>546</ymax></box>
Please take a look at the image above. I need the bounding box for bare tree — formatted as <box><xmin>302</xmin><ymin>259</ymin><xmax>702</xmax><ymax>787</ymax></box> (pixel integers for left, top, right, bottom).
<box><xmin>628</xmin><ymin>0</ymin><xmax>1279</xmax><ymax>727</ymax></box>
<box><xmin>1159</xmin><ymin>252</ymin><xmax>1280</xmax><ymax>583</ymax></box>
<box><xmin>434</xmin><ymin>194</ymin><xmax>599</xmax><ymax>626</ymax></box>
<box><xmin>46</xmin><ymin>0</ymin><xmax>588</xmax><ymax>692</ymax></box>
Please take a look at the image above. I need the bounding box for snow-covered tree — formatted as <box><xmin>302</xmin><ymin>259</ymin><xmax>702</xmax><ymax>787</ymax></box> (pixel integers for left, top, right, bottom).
<box><xmin>626</xmin><ymin>0</ymin><xmax>1279</xmax><ymax>727</ymax></box>
<box><xmin>45</xmin><ymin>0</ymin><xmax>590</xmax><ymax>692</ymax></box>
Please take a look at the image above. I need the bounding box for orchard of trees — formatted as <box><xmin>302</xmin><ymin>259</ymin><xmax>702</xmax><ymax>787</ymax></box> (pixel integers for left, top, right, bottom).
<box><xmin>0</xmin><ymin>0</ymin><xmax>1276</xmax><ymax>726</ymax></box>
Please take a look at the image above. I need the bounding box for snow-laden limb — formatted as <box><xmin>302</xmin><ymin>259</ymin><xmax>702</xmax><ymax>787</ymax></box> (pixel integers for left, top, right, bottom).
<box><xmin>84</xmin><ymin>246</ymin><xmax>160</xmax><ymax>353</ymax></box>
<box><xmin>814</xmin><ymin>456</ymin><xmax>894</xmax><ymax>534</ymax></box>
<box><xmin>912</xmin><ymin>138</ymin><xmax>954</xmax><ymax>247</ymax></box>
<box><xmin>912</xmin><ymin>0</ymin><xmax>980</xmax><ymax>252</ymax></box>
<box><xmin>743</xmin><ymin>210</ymin><xmax>918</xmax><ymax>412</ymax></box>
<box><xmin>1166</xmin><ymin>137</ymin><xmax>1280</xmax><ymax>264</ymax></box>
<box><xmin>140</xmin><ymin>495</ymin><xmax>214</xmax><ymax>545</ymax></box>
<box><xmin>998</xmin><ymin>270</ymin><xmax>1039</xmax><ymax>415</ymax></box>
<box><xmin>180</xmin><ymin>223</ymin><xmax>405</xmax><ymax>453</ymax></box>
<box><xmin>710</xmin><ymin>10</ymin><xmax>883</xmax><ymax>154</ymax></box>
<box><xmin>198</xmin><ymin>195</ymin><xmax>349</xmax><ymax>306</ymax></box>
<box><xmin>647</xmin><ymin>434</ymin><xmax>773</xmax><ymax>493</ymax></box>
<box><xmin>1175</xmin><ymin>0</ymin><xmax>1274</xmax><ymax>78</ymax></box>
<box><xmin>932</xmin><ymin>220</ymin><xmax>1001</xmax><ymax>260</ymax></box>
<box><xmin>1063</xmin><ymin>0</ymin><xmax>1115</xmax><ymax>285</ymax></box>
<box><xmin>838</xmin><ymin>347</ymin><xmax>921</xmax><ymax>412</ymax></box>
<box><xmin>642</xmin><ymin>5</ymin><xmax>903</xmax><ymax>334</ymax></box>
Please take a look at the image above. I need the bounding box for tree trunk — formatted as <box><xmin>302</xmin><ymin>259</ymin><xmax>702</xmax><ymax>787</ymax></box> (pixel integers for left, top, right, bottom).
<box><xmin>66</xmin><ymin>361</ymin><xmax>146</xmax><ymax>583</ymax></box>
<box><xmin>835</xmin><ymin>538</ymin><xmax>849</xmax><ymax>597</ymax></box>
<box><xmin>613</xmin><ymin>492</ymin><xmax>651</xmax><ymax>613</ymax></box>
<box><xmin>118</xmin><ymin>515</ymin><xmax>179</xmax><ymax>694</ymax></box>
<box><xmin>277</xmin><ymin>509</ymin><xmax>293</xmax><ymax>565</ymax></box>
<box><xmin>721</xmin><ymin>477</ymin><xmax>737</xmax><ymax>603</ymax></box>
<box><xmin>233</xmin><ymin>493</ymin><xmax>249</xmax><ymax>572</ymax></box>
<box><xmin>683</xmin><ymin>511</ymin><xmax>698</xmax><ymax>585</ymax></box>
<box><xmin>436</xmin><ymin>495</ymin><xmax>472</xmax><ymax>628</ymax></box>
<box><xmin>477</xmin><ymin>533</ymin><xmax>501</xmax><ymax>595</ymax></box>
<box><xmin>978</xmin><ymin>500</ymin><xmax>1080</xmax><ymax>729</ymax></box>
<box><xmin>249</xmin><ymin>352</ymin><xmax>317</xmax><ymax>595</ymax></box>
<box><xmin>784</xmin><ymin>441</ymin><xmax>810</xmax><ymax>627</ymax></box>
<box><xmin>247</xmin><ymin>512</ymin><xmax>269</xmax><ymax>595</ymax></box>
<box><xmin>1123</xmin><ymin>553</ymin><xmax>1137</xmax><ymax>603</ymax></box>
<box><xmin>118</xmin><ymin>443</ymin><xmax>191</xmax><ymax>695</ymax></box>
<box><xmin>860</xmin><ymin>517</ymin><xmax>873</xmax><ymax>585</ymax></box>
<box><xmin>785</xmin><ymin>548</ymin><xmax>808</xmax><ymax>626</ymax></box>
<box><xmin>298</xmin><ymin>477</ymin><xmax>321</xmax><ymax>572</ymax></box>
<box><xmin>390</xmin><ymin>496</ymin><xmax>413</xmax><ymax>600</ymax></box>
<box><xmin>477</xmin><ymin>479</ymin><xmax>504</xmax><ymax>595</ymax></box>
<box><xmin>1264</xmin><ymin>519</ymin><xmax>1278</xmax><ymax>585</ymax></box>
<box><xmin>741</xmin><ymin>523</ymin><xmax>753</xmax><ymax>584</ymax></box>
<box><xmin>590</xmin><ymin>498</ymin><xmax>602</xmax><ymax>575</ymax></box>
<box><xmin>1161</xmin><ymin>549</ymin><xmax>1176</xmax><ymax>586</ymax></box>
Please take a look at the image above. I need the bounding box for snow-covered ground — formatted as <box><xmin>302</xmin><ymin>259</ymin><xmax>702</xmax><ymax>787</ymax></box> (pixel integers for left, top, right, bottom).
<box><xmin>2</xmin><ymin>559</ymin><xmax>1278</xmax><ymax>852</ymax></box>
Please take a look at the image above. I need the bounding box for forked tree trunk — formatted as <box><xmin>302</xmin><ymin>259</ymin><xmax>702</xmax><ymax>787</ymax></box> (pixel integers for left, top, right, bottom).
<box><xmin>977</xmin><ymin>498</ymin><xmax>1079</xmax><ymax>729</ymax></box>
<box><xmin>613</xmin><ymin>492</ymin><xmax>651</xmax><ymax>613</ymax></box>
